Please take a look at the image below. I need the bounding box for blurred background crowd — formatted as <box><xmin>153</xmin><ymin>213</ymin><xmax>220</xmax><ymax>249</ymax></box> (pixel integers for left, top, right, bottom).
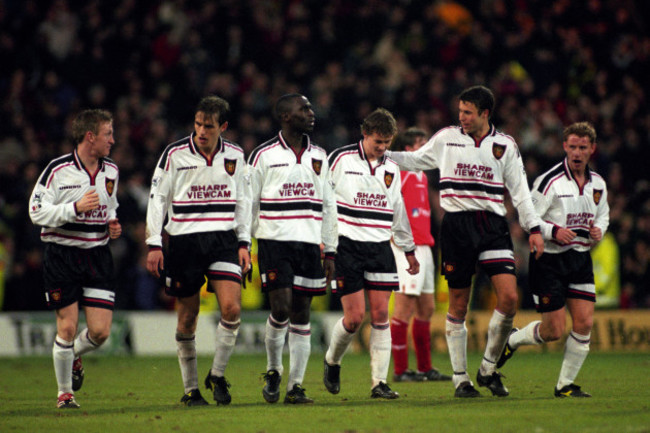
<box><xmin>0</xmin><ymin>0</ymin><xmax>648</xmax><ymax>311</ymax></box>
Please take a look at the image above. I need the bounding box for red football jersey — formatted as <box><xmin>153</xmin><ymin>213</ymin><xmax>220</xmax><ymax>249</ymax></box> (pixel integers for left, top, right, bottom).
<box><xmin>400</xmin><ymin>171</ymin><xmax>435</xmax><ymax>246</ymax></box>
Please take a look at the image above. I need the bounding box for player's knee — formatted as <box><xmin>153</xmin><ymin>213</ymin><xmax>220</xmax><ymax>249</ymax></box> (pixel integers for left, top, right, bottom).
<box><xmin>418</xmin><ymin>305</ymin><xmax>435</xmax><ymax>319</ymax></box>
<box><xmin>499</xmin><ymin>292</ymin><xmax>518</xmax><ymax>315</ymax></box>
<box><xmin>178</xmin><ymin>313</ymin><xmax>198</xmax><ymax>334</ymax></box>
<box><xmin>369</xmin><ymin>309</ymin><xmax>389</xmax><ymax>324</ymax></box>
<box><xmin>270</xmin><ymin>304</ymin><xmax>290</xmax><ymax>323</ymax></box>
<box><xmin>344</xmin><ymin>314</ymin><xmax>364</xmax><ymax>332</ymax></box>
<box><xmin>572</xmin><ymin>318</ymin><xmax>593</xmax><ymax>336</ymax></box>
<box><xmin>58</xmin><ymin>324</ymin><xmax>77</xmax><ymax>342</ymax></box>
<box><xmin>88</xmin><ymin>327</ymin><xmax>110</xmax><ymax>345</ymax></box>
<box><xmin>542</xmin><ymin>323</ymin><xmax>564</xmax><ymax>342</ymax></box>
<box><xmin>448</xmin><ymin>302</ymin><xmax>468</xmax><ymax>319</ymax></box>
<box><xmin>220</xmin><ymin>302</ymin><xmax>241</xmax><ymax>322</ymax></box>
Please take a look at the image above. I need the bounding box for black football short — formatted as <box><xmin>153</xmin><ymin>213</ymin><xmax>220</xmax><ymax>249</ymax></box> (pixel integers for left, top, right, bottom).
<box><xmin>529</xmin><ymin>249</ymin><xmax>595</xmax><ymax>313</ymax></box>
<box><xmin>257</xmin><ymin>239</ymin><xmax>326</xmax><ymax>296</ymax></box>
<box><xmin>333</xmin><ymin>236</ymin><xmax>398</xmax><ymax>297</ymax></box>
<box><xmin>440</xmin><ymin>211</ymin><xmax>515</xmax><ymax>289</ymax></box>
<box><xmin>166</xmin><ymin>230</ymin><xmax>241</xmax><ymax>298</ymax></box>
<box><xmin>43</xmin><ymin>243</ymin><xmax>115</xmax><ymax>310</ymax></box>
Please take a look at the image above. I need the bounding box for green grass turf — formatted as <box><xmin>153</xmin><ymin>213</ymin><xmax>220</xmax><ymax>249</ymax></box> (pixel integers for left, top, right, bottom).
<box><xmin>0</xmin><ymin>352</ymin><xmax>648</xmax><ymax>433</ymax></box>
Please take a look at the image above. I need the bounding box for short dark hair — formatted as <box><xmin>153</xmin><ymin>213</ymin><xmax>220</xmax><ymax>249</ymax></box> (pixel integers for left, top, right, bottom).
<box><xmin>459</xmin><ymin>85</ymin><xmax>495</xmax><ymax>118</ymax></box>
<box><xmin>392</xmin><ymin>127</ymin><xmax>427</xmax><ymax>151</ymax></box>
<box><xmin>71</xmin><ymin>109</ymin><xmax>113</xmax><ymax>144</ymax></box>
<box><xmin>274</xmin><ymin>93</ymin><xmax>304</xmax><ymax>121</ymax></box>
<box><xmin>563</xmin><ymin>122</ymin><xmax>596</xmax><ymax>143</ymax></box>
<box><xmin>196</xmin><ymin>95</ymin><xmax>231</xmax><ymax>124</ymax></box>
<box><xmin>360</xmin><ymin>108</ymin><xmax>398</xmax><ymax>137</ymax></box>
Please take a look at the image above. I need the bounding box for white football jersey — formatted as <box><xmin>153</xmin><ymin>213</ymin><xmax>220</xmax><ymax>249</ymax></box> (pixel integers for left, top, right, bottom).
<box><xmin>386</xmin><ymin>124</ymin><xmax>542</xmax><ymax>234</ymax></box>
<box><xmin>328</xmin><ymin>141</ymin><xmax>415</xmax><ymax>252</ymax></box>
<box><xmin>248</xmin><ymin>131</ymin><xmax>337</xmax><ymax>253</ymax></box>
<box><xmin>29</xmin><ymin>149</ymin><xmax>119</xmax><ymax>249</ymax></box>
<box><xmin>145</xmin><ymin>134</ymin><xmax>251</xmax><ymax>247</ymax></box>
<box><xmin>532</xmin><ymin>159</ymin><xmax>609</xmax><ymax>254</ymax></box>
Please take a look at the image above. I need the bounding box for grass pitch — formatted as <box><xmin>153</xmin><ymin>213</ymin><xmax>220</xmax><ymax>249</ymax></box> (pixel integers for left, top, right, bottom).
<box><xmin>1</xmin><ymin>352</ymin><xmax>648</xmax><ymax>433</ymax></box>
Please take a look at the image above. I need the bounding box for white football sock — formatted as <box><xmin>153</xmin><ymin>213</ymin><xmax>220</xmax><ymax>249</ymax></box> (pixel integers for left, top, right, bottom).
<box><xmin>446</xmin><ymin>315</ymin><xmax>470</xmax><ymax>388</ymax></box>
<box><xmin>211</xmin><ymin>318</ymin><xmax>240</xmax><ymax>377</ymax></box>
<box><xmin>325</xmin><ymin>317</ymin><xmax>356</xmax><ymax>365</ymax></box>
<box><xmin>557</xmin><ymin>331</ymin><xmax>590</xmax><ymax>389</ymax></box>
<box><xmin>176</xmin><ymin>333</ymin><xmax>198</xmax><ymax>394</ymax></box>
<box><xmin>288</xmin><ymin>323</ymin><xmax>311</xmax><ymax>390</ymax></box>
<box><xmin>479</xmin><ymin>309</ymin><xmax>513</xmax><ymax>376</ymax></box>
<box><xmin>509</xmin><ymin>320</ymin><xmax>544</xmax><ymax>349</ymax></box>
<box><xmin>369</xmin><ymin>322</ymin><xmax>391</xmax><ymax>388</ymax></box>
<box><xmin>265</xmin><ymin>315</ymin><xmax>288</xmax><ymax>375</ymax></box>
<box><xmin>53</xmin><ymin>335</ymin><xmax>74</xmax><ymax>395</ymax></box>
<box><xmin>73</xmin><ymin>328</ymin><xmax>101</xmax><ymax>357</ymax></box>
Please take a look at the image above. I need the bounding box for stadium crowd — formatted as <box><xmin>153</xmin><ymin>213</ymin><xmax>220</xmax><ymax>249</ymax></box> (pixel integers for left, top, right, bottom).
<box><xmin>0</xmin><ymin>0</ymin><xmax>648</xmax><ymax>311</ymax></box>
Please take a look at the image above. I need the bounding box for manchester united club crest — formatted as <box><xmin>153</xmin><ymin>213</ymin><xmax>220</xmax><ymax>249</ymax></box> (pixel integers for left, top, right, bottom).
<box><xmin>224</xmin><ymin>159</ymin><xmax>236</xmax><ymax>176</ymax></box>
<box><xmin>492</xmin><ymin>143</ymin><xmax>506</xmax><ymax>160</ymax></box>
<box><xmin>49</xmin><ymin>288</ymin><xmax>62</xmax><ymax>302</ymax></box>
<box><xmin>384</xmin><ymin>171</ymin><xmax>394</xmax><ymax>188</ymax></box>
<box><xmin>333</xmin><ymin>278</ymin><xmax>344</xmax><ymax>294</ymax></box>
<box><xmin>267</xmin><ymin>270</ymin><xmax>277</xmax><ymax>281</ymax></box>
<box><xmin>312</xmin><ymin>159</ymin><xmax>322</xmax><ymax>175</ymax></box>
<box><xmin>542</xmin><ymin>295</ymin><xmax>551</xmax><ymax>305</ymax></box>
<box><xmin>105</xmin><ymin>178</ymin><xmax>115</xmax><ymax>196</ymax></box>
<box><xmin>593</xmin><ymin>189</ymin><xmax>602</xmax><ymax>205</ymax></box>
<box><xmin>443</xmin><ymin>262</ymin><xmax>455</xmax><ymax>274</ymax></box>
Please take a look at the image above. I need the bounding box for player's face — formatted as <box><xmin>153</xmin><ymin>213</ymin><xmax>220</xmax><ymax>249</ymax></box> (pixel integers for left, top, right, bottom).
<box><xmin>458</xmin><ymin>100</ymin><xmax>489</xmax><ymax>138</ymax></box>
<box><xmin>90</xmin><ymin>121</ymin><xmax>115</xmax><ymax>158</ymax></box>
<box><xmin>287</xmin><ymin>96</ymin><xmax>315</xmax><ymax>133</ymax></box>
<box><xmin>363</xmin><ymin>132</ymin><xmax>394</xmax><ymax>161</ymax></box>
<box><xmin>194</xmin><ymin>111</ymin><xmax>227</xmax><ymax>151</ymax></box>
<box><xmin>564</xmin><ymin>134</ymin><xmax>595</xmax><ymax>175</ymax></box>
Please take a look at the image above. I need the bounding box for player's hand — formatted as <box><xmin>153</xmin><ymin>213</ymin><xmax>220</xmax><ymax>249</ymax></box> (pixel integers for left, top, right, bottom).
<box><xmin>323</xmin><ymin>257</ymin><xmax>335</xmax><ymax>288</ymax></box>
<box><xmin>75</xmin><ymin>190</ymin><xmax>100</xmax><ymax>214</ymax></box>
<box><xmin>406</xmin><ymin>254</ymin><xmax>419</xmax><ymax>275</ymax></box>
<box><xmin>239</xmin><ymin>247</ymin><xmax>252</xmax><ymax>287</ymax></box>
<box><xmin>529</xmin><ymin>233</ymin><xmax>544</xmax><ymax>259</ymax></box>
<box><xmin>108</xmin><ymin>218</ymin><xmax>122</xmax><ymax>239</ymax></box>
<box><xmin>554</xmin><ymin>227</ymin><xmax>576</xmax><ymax>245</ymax></box>
<box><xmin>589</xmin><ymin>220</ymin><xmax>602</xmax><ymax>242</ymax></box>
<box><xmin>146</xmin><ymin>249</ymin><xmax>164</xmax><ymax>278</ymax></box>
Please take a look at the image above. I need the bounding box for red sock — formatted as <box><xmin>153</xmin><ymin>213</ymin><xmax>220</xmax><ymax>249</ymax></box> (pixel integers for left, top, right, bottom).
<box><xmin>412</xmin><ymin>318</ymin><xmax>432</xmax><ymax>373</ymax></box>
<box><xmin>390</xmin><ymin>317</ymin><xmax>409</xmax><ymax>375</ymax></box>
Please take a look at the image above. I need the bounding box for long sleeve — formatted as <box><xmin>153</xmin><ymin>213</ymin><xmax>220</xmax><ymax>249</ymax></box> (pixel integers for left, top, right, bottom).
<box><xmin>145</xmin><ymin>157</ymin><xmax>172</xmax><ymax>248</ymax></box>
<box><xmin>247</xmin><ymin>153</ymin><xmax>263</xmax><ymax>237</ymax></box>
<box><xmin>321</xmin><ymin>158</ymin><xmax>338</xmax><ymax>254</ymax></box>
<box><xmin>390</xmin><ymin>170</ymin><xmax>416</xmax><ymax>252</ymax></box>
<box><xmin>530</xmin><ymin>176</ymin><xmax>555</xmax><ymax>240</ymax></box>
<box><xmin>594</xmin><ymin>185</ymin><xmax>610</xmax><ymax>239</ymax></box>
<box><xmin>29</xmin><ymin>171</ymin><xmax>77</xmax><ymax>228</ymax></box>
<box><xmin>386</xmin><ymin>132</ymin><xmax>440</xmax><ymax>172</ymax></box>
<box><xmin>503</xmin><ymin>145</ymin><xmax>541</xmax><ymax>233</ymax></box>
<box><xmin>234</xmin><ymin>160</ymin><xmax>252</xmax><ymax>245</ymax></box>
<box><xmin>108</xmin><ymin>174</ymin><xmax>119</xmax><ymax>220</ymax></box>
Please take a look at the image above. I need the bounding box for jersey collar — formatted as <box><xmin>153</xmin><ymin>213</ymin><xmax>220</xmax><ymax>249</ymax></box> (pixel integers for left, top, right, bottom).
<box><xmin>357</xmin><ymin>140</ymin><xmax>387</xmax><ymax>165</ymax></box>
<box><xmin>73</xmin><ymin>148</ymin><xmax>105</xmax><ymax>172</ymax></box>
<box><xmin>278</xmin><ymin>131</ymin><xmax>311</xmax><ymax>151</ymax></box>
<box><xmin>459</xmin><ymin>123</ymin><xmax>496</xmax><ymax>147</ymax></box>
<box><xmin>189</xmin><ymin>133</ymin><xmax>224</xmax><ymax>155</ymax></box>
<box><xmin>562</xmin><ymin>158</ymin><xmax>592</xmax><ymax>183</ymax></box>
